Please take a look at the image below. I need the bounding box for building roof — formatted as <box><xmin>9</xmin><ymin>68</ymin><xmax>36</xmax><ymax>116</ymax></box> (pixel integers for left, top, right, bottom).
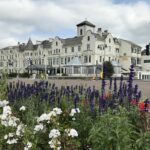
<box><xmin>25</xmin><ymin>38</ymin><xmax>34</xmax><ymax>50</ymax></box>
<box><xmin>61</xmin><ymin>36</ymin><xmax>83</xmax><ymax>46</ymax></box>
<box><xmin>93</xmin><ymin>33</ymin><xmax>105</xmax><ymax>41</ymax></box>
<box><xmin>65</xmin><ymin>56</ymin><xmax>83</xmax><ymax>66</ymax></box>
<box><xmin>76</xmin><ymin>20</ymin><xmax>95</xmax><ymax>27</ymax></box>
<box><xmin>41</xmin><ymin>40</ymin><xmax>52</xmax><ymax>49</ymax></box>
<box><xmin>119</xmin><ymin>38</ymin><xmax>141</xmax><ymax>48</ymax></box>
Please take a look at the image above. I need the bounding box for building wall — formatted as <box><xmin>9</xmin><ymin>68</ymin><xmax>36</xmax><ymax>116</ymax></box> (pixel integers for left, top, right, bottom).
<box><xmin>141</xmin><ymin>55</ymin><xmax>150</xmax><ymax>71</ymax></box>
<box><xmin>0</xmin><ymin>21</ymin><xmax>142</xmax><ymax>75</ymax></box>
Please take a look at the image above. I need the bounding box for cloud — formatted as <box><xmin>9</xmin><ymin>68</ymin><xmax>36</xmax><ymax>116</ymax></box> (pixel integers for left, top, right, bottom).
<box><xmin>0</xmin><ymin>0</ymin><xmax>150</xmax><ymax>48</ymax></box>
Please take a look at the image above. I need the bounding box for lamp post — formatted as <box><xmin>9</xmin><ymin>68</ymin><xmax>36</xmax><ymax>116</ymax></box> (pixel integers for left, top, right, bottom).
<box><xmin>43</xmin><ymin>54</ymin><xmax>47</xmax><ymax>79</ymax></box>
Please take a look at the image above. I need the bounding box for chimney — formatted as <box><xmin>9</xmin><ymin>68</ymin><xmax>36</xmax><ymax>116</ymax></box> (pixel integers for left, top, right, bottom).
<box><xmin>146</xmin><ymin>44</ymin><xmax>150</xmax><ymax>55</ymax></box>
<box><xmin>104</xmin><ymin>30</ymin><xmax>108</xmax><ymax>33</ymax></box>
<box><xmin>97</xmin><ymin>28</ymin><xmax>102</xmax><ymax>35</ymax></box>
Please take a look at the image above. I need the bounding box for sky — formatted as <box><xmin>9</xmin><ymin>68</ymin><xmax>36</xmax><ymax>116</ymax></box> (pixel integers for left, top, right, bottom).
<box><xmin>0</xmin><ymin>0</ymin><xmax>150</xmax><ymax>49</ymax></box>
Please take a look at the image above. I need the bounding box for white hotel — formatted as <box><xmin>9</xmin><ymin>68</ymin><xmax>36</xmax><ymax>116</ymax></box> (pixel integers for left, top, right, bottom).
<box><xmin>0</xmin><ymin>20</ymin><xmax>142</xmax><ymax>77</ymax></box>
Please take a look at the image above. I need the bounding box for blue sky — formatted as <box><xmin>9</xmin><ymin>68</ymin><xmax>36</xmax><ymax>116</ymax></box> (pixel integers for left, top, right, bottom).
<box><xmin>0</xmin><ymin>0</ymin><xmax>150</xmax><ymax>48</ymax></box>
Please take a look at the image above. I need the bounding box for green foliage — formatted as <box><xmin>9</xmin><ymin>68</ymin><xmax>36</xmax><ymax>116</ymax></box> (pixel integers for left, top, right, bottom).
<box><xmin>0</xmin><ymin>74</ymin><xmax>7</xmax><ymax>99</ymax></box>
<box><xmin>104</xmin><ymin>61</ymin><xmax>114</xmax><ymax>78</ymax></box>
<box><xmin>19</xmin><ymin>72</ymin><xmax>30</xmax><ymax>78</ymax></box>
<box><xmin>7</xmin><ymin>72</ymin><xmax>17</xmax><ymax>78</ymax></box>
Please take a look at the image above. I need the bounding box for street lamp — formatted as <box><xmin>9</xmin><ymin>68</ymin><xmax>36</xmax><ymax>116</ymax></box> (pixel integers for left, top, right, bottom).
<box><xmin>43</xmin><ymin>54</ymin><xmax>47</xmax><ymax>79</ymax></box>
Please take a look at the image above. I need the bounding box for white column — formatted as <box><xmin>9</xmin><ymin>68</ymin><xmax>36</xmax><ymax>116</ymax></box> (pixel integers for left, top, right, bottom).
<box><xmin>72</xmin><ymin>66</ymin><xmax>74</xmax><ymax>76</ymax></box>
<box><xmin>80</xmin><ymin>66</ymin><xmax>82</xmax><ymax>76</ymax></box>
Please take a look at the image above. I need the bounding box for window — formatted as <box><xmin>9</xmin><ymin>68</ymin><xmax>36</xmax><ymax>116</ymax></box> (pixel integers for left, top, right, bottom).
<box><xmin>137</xmin><ymin>58</ymin><xmax>141</xmax><ymax>64</ymax></box>
<box><xmin>57</xmin><ymin>58</ymin><xmax>59</xmax><ymax>65</ymax></box>
<box><xmin>56</xmin><ymin>41</ymin><xmax>58</xmax><ymax>46</ymax></box>
<box><xmin>68</xmin><ymin>57</ymin><xmax>70</xmax><ymax>62</ymax></box>
<box><xmin>65</xmin><ymin>58</ymin><xmax>67</xmax><ymax>64</ymax></box>
<box><xmin>78</xmin><ymin>46</ymin><xmax>81</xmax><ymax>51</ymax></box>
<box><xmin>53</xmin><ymin>58</ymin><xmax>56</xmax><ymax>65</ymax></box>
<box><xmin>109</xmin><ymin>38</ymin><xmax>111</xmax><ymax>43</ymax></box>
<box><xmin>131</xmin><ymin>47</ymin><xmax>134</xmax><ymax>53</ymax></box>
<box><xmin>87</xmin><ymin>44</ymin><xmax>90</xmax><ymax>50</ymax></box>
<box><xmin>65</xmin><ymin>48</ymin><xmax>67</xmax><ymax>53</ymax></box>
<box><xmin>144</xmin><ymin>60</ymin><xmax>150</xmax><ymax>63</ymax></box>
<box><xmin>100</xmin><ymin>56</ymin><xmax>102</xmax><ymax>62</ymax></box>
<box><xmin>87</xmin><ymin>36</ymin><xmax>90</xmax><ymax>41</ymax></box>
<box><xmin>49</xmin><ymin>59</ymin><xmax>52</xmax><ymax>66</ymax></box>
<box><xmin>61</xmin><ymin>58</ymin><xmax>63</xmax><ymax>64</ymax></box>
<box><xmin>89</xmin><ymin>55</ymin><xmax>91</xmax><ymax>63</ymax></box>
<box><xmin>71</xmin><ymin>47</ymin><xmax>74</xmax><ymax>52</ymax></box>
<box><xmin>116</xmin><ymin>48</ymin><xmax>119</xmax><ymax>53</ymax></box>
<box><xmin>84</xmin><ymin>56</ymin><xmax>88</xmax><ymax>63</ymax></box>
<box><xmin>80</xmin><ymin>29</ymin><xmax>83</xmax><ymax>35</ymax></box>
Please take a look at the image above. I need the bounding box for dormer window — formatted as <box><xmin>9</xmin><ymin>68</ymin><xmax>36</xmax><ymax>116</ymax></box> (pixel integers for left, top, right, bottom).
<box><xmin>80</xmin><ymin>29</ymin><xmax>83</xmax><ymax>35</ymax></box>
<box><xmin>56</xmin><ymin>41</ymin><xmax>58</xmax><ymax>46</ymax></box>
<box><xmin>87</xmin><ymin>36</ymin><xmax>90</xmax><ymax>41</ymax></box>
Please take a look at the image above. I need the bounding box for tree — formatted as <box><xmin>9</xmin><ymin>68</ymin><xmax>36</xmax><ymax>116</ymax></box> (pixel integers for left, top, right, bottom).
<box><xmin>103</xmin><ymin>61</ymin><xmax>114</xmax><ymax>78</ymax></box>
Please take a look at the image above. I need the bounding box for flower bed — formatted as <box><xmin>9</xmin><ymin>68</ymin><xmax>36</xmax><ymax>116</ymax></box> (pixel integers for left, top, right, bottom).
<box><xmin>0</xmin><ymin>65</ymin><xmax>150</xmax><ymax>150</ymax></box>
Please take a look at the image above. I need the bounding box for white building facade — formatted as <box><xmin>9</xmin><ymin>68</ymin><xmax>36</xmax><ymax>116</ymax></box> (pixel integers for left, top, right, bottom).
<box><xmin>0</xmin><ymin>20</ymin><xmax>142</xmax><ymax>77</ymax></box>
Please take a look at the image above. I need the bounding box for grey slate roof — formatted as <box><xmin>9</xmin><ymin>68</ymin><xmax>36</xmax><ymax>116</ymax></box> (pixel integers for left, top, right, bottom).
<box><xmin>93</xmin><ymin>33</ymin><xmax>105</xmax><ymax>41</ymax></box>
<box><xmin>42</xmin><ymin>40</ymin><xmax>52</xmax><ymax>49</ymax></box>
<box><xmin>76</xmin><ymin>20</ymin><xmax>95</xmax><ymax>27</ymax></box>
<box><xmin>25</xmin><ymin>38</ymin><xmax>34</xmax><ymax>50</ymax></box>
<box><xmin>119</xmin><ymin>39</ymin><xmax>141</xmax><ymax>48</ymax></box>
<box><xmin>61</xmin><ymin>36</ymin><xmax>83</xmax><ymax>46</ymax></box>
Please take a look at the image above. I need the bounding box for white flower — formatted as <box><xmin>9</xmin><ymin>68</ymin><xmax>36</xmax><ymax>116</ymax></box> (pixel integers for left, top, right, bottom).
<box><xmin>27</xmin><ymin>142</ymin><xmax>32</xmax><ymax>148</ymax></box>
<box><xmin>8</xmin><ymin>116</ymin><xmax>19</xmax><ymax>127</ymax></box>
<box><xmin>72</xmin><ymin>117</ymin><xmax>76</xmax><ymax>121</ymax></box>
<box><xmin>52</xmin><ymin>108</ymin><xmax>62</xmax><ymax>115</ymax></box>
<box><xmin>3</xmin><ymin>106</ymin><xmax>11</xmax><ymax>115</ymax></box>
<box><xmin>48</xmin><ymin>138</ymin><xmax>61</xmax><ymax>149</ymax></box>
<box><xmin>37</xmin><ymin>113</ymin><xmax>49</xmax><ymax>122</ymax></box>
<box><xmin>16</xmin><ymin>124</ymin><xmax>24</xmax><ymax>136</ymax></box>
<box><xmin>0</xmin><ymin>100</ymin><xmax>9</xmax><ymax>107</ymax></box>
<box><xmin>6</xmin><ymin>138</ymin><xmax>18</xmax><ymax>144</ymax></box>
<box><xmin>4</xmin><ymin>134</ymin><xmax>8</xmax><ymax>140</ymax></box>
<box><xmin>69</xmin><ymin>108</ymin><xmax>80</xmax><ymax>117</ymax></box>
<box><xmin>49</xmin><ymin>129</ymin><xmax>60</xmax><ymax>138</ymax></box>
<box><xmin>8</xmin><ymin>133</ymin><xmax>14</xmax><ymax>138</ymax></box>
<box><xmin>66</xmin><ymin>129</ymin><xmax>78</xmax><ymax>138</ymax></box>
<box><xmin>24</xmin><ymin>147</ymin><xmax>29</xmax><ymax>150</ymax></box>
<box><xmin>19</xmin><ymin>106</ymin><xmax>26</xmax><ymax>111</ymax></box>
<box><xmin>24</xmin><ymin>141</ymin><xmax>32</xmax><ymax>150</ymax></box>
<box><xmin>48</xmin><ymin>111</ymin><xmax>57</xmax><ymax>118</ymax></box>
<box><xmin>34</xmin><ymin>124</ymin><xmax>44</xmax><ymax>132</ymax></box>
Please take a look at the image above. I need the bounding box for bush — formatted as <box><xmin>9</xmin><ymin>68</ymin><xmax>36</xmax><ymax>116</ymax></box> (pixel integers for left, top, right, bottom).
<box><xmin>104</xmin><ymin>61</ymin><xmax>114</xmax><ymax>78</ymax></box>
<box><xmin>7</xmin><ymin>72</ymin><xmax>17</xmax><ymax>78</ymax></box>
<box><xmin>19</xmin><ymin>72</ymin><xmax>30</xmax><ymax>78</ymax></box>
